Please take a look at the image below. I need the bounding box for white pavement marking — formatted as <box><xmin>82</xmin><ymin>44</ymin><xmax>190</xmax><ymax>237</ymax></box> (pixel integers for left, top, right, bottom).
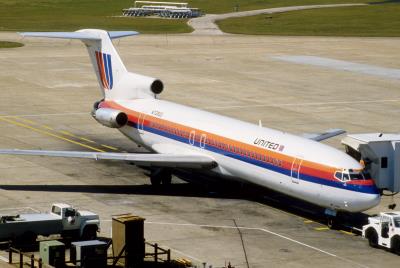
<box><xmin>0</xmin><ymin>256</ymin><xmax>9</xmax><ymax>263</ymax></box>
<box><xmin>205</xmin><ymin>99</ymin><xmax>400</xmax><ymax>110</ymax></box>
<box><xmin>273</xmin><ymin>56</ymin><xmax>400</xmax><ymax>80</ymax></box>
<box><xmin>166</xmin><ymin>246</ymin><xmax>205</xmax><ymax>263</ymax></box>
<box><xmin>0</xmin><ymin>112</ymin><xmax>87</xmax><ymax>118</ymax></box>
<box><xmin>146</xmin><ymin>221</ymin><xmax>370</xmax><ymax>268</ymax></box>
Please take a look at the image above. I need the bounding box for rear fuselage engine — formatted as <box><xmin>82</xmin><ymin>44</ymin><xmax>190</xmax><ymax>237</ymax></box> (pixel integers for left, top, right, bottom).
<box><xmin>92</xmin><ymin>107</ymin><xmax>128</xmax><ymax>128</ymax></box>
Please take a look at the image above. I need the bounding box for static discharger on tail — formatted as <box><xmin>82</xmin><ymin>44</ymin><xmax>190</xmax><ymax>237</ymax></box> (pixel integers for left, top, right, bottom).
<box><xmin>0</xmin><ymin>29</ymin><xmax>381</xmax><ymax>227</ymax></box>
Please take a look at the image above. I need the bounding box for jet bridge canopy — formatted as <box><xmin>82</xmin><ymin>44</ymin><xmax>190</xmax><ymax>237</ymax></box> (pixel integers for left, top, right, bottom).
<box><xmin>342</xmin><ymin>133</ymin><xmax>400</xmax><ymax>193</ymax></box>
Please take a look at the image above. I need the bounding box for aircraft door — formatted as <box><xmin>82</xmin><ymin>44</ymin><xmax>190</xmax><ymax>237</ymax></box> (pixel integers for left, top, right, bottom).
<box><xmin>200</xmin><ymin>134</ymin><xmax>206</xmax><ymax>149</ymax></box>
<box><xmin>137</xmin><ymin>113</ymin><xmax>146</xmax><ymax>134</ymax></box>
<box><xmin>189</xmin><ymin>130</ymin><xmax>195</xmax><ymax>145</ymax></box>
<box><xmin>291</xmin><ymin>157</ymin><xmax>303</xmax><ymax>184</ymax></box>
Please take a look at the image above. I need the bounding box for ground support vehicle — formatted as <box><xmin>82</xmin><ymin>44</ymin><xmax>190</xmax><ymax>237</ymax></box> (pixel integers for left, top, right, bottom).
<box><xmin>0</xmin><ymin>203</ymin><xmax>100</xmax><ymax>243</ymax></box>
<box><xmin>362</xmin><ymin>212</ymin><xmax>400</xmax><ymax>254</ymax></box>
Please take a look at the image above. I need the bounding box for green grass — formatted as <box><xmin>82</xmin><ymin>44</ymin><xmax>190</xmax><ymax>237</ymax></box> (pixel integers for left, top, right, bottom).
<box><xmin>0</xmin><ymin>0</ymin><xmax>376</xmax><ymax>33</ymax></box>
<box><xmin>0</xmin><ymin>41</ymin><xmax>24</xmax><ymax>48</ymax></box>
<box><xmin>217</xmin><ymin>3</ymin><xmax>400</xmax><ymax>36</ymax></box>
<box><xmin>186</xmin><ymin>0</ymin><xmax>370</xmax><ymax>14</ymax></box>
<box><xmin>0</xmin><ymin>0</ymin><xmax>392</xmax><ymax>34</ymax></box>
<box><xmin>0</xmin><ymin>0</ymin><xmax>191</xmax><ymax>33</ymax></box>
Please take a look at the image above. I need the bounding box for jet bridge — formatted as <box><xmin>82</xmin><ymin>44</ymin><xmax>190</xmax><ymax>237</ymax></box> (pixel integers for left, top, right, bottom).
<box><xmin>342</xmin><ymin>133</ymin><xmax>400</xmax><ymax>193</ymax></box>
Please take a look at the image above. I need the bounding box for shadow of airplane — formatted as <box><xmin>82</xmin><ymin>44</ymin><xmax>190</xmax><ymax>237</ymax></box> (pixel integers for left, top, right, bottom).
<box><xmin>0</xmin><ymin>177</ymin><xmax>369</xmax><ymax>230</ymax></box>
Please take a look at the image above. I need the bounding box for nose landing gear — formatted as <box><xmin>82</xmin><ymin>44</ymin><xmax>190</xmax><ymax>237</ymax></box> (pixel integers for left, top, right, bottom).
<box><xmin>325</xmin><ymin>208</ymin><xmax>339</xmax><ymax>229</ymax></box>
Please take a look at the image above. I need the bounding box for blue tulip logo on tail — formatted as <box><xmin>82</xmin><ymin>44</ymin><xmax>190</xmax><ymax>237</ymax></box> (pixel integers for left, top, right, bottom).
<box><xmin>95</xmin><ymin>51</ymin><xmax>113</xmax><ymax>90</ymax></box>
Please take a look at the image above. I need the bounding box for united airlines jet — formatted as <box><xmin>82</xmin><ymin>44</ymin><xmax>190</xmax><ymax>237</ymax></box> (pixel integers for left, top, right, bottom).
<box><xmin>0</xmin><ymin>30</ymin><xmax>381</xmax><ymax>225</ymax></box>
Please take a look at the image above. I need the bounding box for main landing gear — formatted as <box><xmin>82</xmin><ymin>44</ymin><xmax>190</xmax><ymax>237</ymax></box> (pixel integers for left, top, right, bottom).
<box><xmin>150</xmin><ymin>168</ymin><xmax>172</xmax><ymax>186</ymax></box>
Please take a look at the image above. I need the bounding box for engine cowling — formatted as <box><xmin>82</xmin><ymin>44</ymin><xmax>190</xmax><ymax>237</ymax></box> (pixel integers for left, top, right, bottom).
<box><xmin>117</xmin><ymin>73</ymin><xmax>164</xmax><ymax>99</ymax></box>
<box><xmin>93</xmin><ymin>108</ymin><xmax>128</xmax><ymax>128</ymax></box>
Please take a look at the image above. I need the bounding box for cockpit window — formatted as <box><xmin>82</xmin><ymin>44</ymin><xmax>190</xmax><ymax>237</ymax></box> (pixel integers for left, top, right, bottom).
<box><xmin>349</xmin><ymin>172</ymin><xmax>365</xmax><ymax>180</ymax></box>
<box><xmin>334</xmin><ymin>170</ymin><xmax>365</xmax><ymax>182</ymax></box>
<box><xmin>342</xmin><ymin>173</ymin><xmax>350</xmax><ymax>182</ymax></box>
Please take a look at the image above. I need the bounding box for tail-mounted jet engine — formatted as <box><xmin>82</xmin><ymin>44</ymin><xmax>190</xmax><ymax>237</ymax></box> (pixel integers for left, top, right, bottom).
<box><xmin>126</xmin><ymin>72</ymin><xmax>164</xmax><ymax>98</ymax></box>
<box><xmin>93</xmin><ymin>108</ymin><xmax>128</xmax><ymax>128</ymax></box>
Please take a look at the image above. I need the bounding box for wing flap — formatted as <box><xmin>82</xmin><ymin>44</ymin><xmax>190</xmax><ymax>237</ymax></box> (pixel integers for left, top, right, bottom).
<box><xmin>0</xmin><ymin>149</ymin><xmax>217</xmax><ymax>169</ymax></box>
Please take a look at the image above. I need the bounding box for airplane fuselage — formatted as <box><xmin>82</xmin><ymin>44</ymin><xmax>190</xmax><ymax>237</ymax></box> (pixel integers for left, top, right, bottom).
<box><xmin>100</xmin><ymin>98</ymin><xmax>381</xmax><ymax>213</ymax></box>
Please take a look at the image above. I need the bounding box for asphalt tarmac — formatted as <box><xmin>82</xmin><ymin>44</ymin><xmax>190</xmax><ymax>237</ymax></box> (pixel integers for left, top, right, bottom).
<box><xmin>0</xmin><ymin>32</ymin><xmax>399</xmax><ymax>267</ymax></box>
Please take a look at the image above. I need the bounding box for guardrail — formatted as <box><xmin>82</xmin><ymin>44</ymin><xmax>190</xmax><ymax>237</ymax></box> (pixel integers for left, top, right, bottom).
<box><xmin>8</xmin><ymin>245</ymin><xmax>46</xmax><ymax>268</ymax></box>
<box><xmin>146</xmin><ymin>241</ymin><xmax>171</xmax><ymax>263</ymax></box>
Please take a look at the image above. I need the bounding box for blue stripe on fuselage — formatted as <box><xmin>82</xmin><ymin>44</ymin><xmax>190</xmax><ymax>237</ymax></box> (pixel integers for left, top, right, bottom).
<box><xmin>127</xmin><ymin>120</ymin><xmax>378</xmax><ymax>195</ymax></box>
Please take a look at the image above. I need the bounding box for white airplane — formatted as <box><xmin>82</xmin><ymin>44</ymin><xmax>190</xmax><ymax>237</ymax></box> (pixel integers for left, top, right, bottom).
<box><xmin>0</xmin><ymin>29</ymin><xmax>381</xmax><ymax>224</ymax></box>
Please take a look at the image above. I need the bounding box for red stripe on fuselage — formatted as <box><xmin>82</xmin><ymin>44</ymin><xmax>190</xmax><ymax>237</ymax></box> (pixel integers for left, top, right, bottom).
<box><xmin>100</xmin><ymin>100</ymin><xmax>375</xmax><ymax>187</ymax></box>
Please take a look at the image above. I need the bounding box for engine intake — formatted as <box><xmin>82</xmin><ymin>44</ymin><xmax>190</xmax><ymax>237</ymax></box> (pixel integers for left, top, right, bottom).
<box><xmin>93</xmin><ymin>108</ymin><xmax>128</xmax><ymax>128</ymax></box>
<box><xmin>151</xmin><ymin>79</ymin><xmax>164</xmax><ymax>94</ymax></box>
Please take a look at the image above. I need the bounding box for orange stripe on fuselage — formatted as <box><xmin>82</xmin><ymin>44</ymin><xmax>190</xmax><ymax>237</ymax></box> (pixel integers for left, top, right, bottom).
<box><xmin>100</xmin><ymin>100</ymin><xmax>372</xmax><ymax>186</ymax></box>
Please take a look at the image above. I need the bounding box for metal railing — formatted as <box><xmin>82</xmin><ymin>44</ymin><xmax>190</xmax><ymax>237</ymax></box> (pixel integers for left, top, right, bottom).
<box><xmin>8</xmin><ymin>245</ymin><xmax>47</xmax><ymax>268</ymax></box>
<box><xmin>145</xmin><ymin>242</ymin><xmax>171</xmax><ymax>263</ymax></box>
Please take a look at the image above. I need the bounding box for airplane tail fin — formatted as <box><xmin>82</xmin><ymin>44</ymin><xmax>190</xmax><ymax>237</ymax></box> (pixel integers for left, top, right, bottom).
<box><xmin>20</xmin><ymin>29</ymin><xmax>164</xmax><ymax>100</ymax></box>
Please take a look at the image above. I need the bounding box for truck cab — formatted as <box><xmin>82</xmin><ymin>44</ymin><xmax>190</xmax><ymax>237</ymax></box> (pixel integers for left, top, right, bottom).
<box><xmin>50</xmin><ymin>203</ymin><xmax>100</xmax><ymax>240</ymax></box>
<box><xmin>363</xmin><ymin>212</ymin><xmax>400</xmax><ymax>254</ymax></box>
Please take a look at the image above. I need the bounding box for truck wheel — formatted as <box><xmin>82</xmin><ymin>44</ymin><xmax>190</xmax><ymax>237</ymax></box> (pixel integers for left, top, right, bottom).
<box><xmin>366</xmin><ymin>229</ymin><xmax>378</xmax><ymax>248</ymax></box>
<box><xmin>391</xmin><ymin>236</ymin><xmax>400</xmax><ymax>255</ymax></box>
<box><xmin>82</xmin><ymin>225</ymin><xmax>97</xmax><ymax>240</ymax></box>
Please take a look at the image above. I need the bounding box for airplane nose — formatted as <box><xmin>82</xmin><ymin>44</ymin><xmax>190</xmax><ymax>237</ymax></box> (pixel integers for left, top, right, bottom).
<box><xmin>360</xmin><ymin>193</ymin><xmax>381</xmax><ymax>211</ymax></box>
<box><xmin>346</xmin><ymin>192</ymin><xmax>381</xmax><ymax>212</ymax></box>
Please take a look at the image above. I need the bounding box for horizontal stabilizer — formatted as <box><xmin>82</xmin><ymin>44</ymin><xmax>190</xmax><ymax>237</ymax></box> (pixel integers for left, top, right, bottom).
<box><xmin>108</xmin><ymin>31</ymin><xmax>139</xmax><ymax>39</ymax></box>
<box><xmin>303</xmin><ymin>129</ymin><xmax>346</xmax><ymax>142</ymax></box>
<box><xmin>0</xmin><ymin>149</ymin><xmax>217</xmax><ymax>169</ymax></box>
<box><xmin>19</xmin><ymin>31</ymin><xmax>138</xmax><ymax>40</ymax></box>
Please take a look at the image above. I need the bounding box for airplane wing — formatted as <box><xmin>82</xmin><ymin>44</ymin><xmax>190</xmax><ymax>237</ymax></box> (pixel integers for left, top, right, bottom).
<box><xmin>303</xmin><ymin>129</ymin><xmax>346</xmax><ymax>142</ymax></box>
<box><xmin>0</xmin><ymin>149</ymin><xmax>217</xmax><ymax>169</ymax></box>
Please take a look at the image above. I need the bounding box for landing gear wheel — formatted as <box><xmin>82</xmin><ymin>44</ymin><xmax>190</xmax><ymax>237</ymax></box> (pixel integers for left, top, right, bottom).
<box><xmin>150</xmin><ymin>174</ymin><xmax>162</xmax><ymax>186</ymax></box>
<box><xmin>327</xmin><ymin>217</ymin><xmax>338</xmax><ymax>230</ymax></box>
<box><xmin>161</xmin><ymin>173</ymin><xmax>172</xmax><ymax>185</ymax></box>
<box><xmin>150</xmin><ymin>168</ymin><xmax>171</xmax><ymax>186</ymax></box>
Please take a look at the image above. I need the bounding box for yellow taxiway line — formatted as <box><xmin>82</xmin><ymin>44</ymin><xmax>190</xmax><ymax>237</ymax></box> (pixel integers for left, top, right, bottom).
<box><xmin>0</xmin><ymin>117</ymin><xmax>105</xmax><ymax>153</ymax></box>
<box><xmin>101</xmin><ymin>144</ymin><xmax>118</xmax><ymax>151</ymax></box>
